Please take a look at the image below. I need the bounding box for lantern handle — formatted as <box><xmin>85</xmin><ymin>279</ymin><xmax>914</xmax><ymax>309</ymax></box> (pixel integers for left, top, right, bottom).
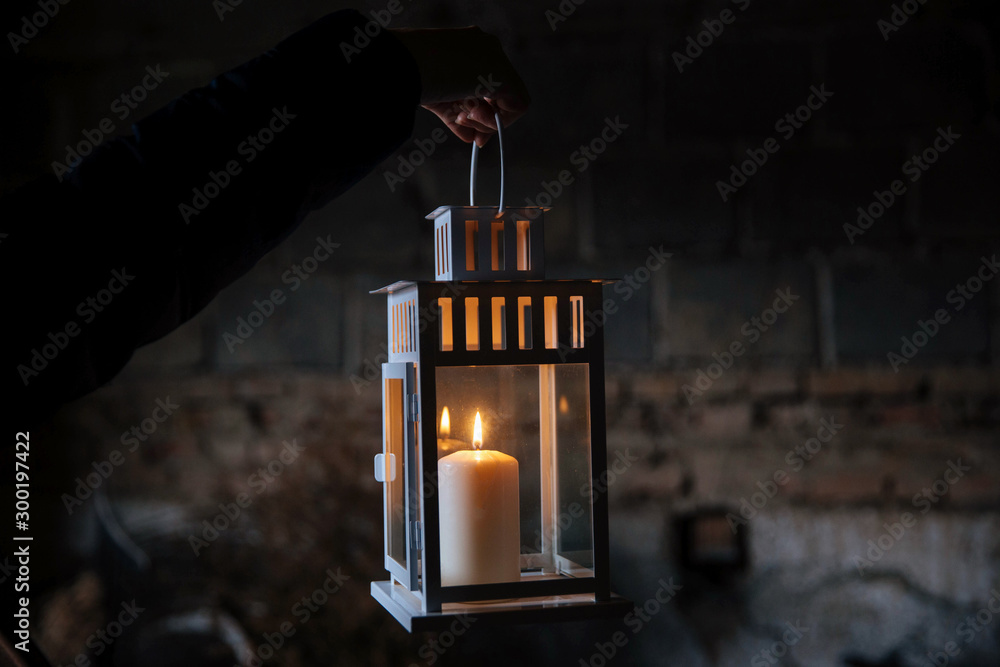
<box><xmin>469</xmin><ymin>108</ymin><xmax>505</xmax><ymax>215</ymax></box>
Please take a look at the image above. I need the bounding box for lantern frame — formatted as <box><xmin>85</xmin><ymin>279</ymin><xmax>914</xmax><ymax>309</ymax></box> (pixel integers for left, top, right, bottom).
<box><xmin>370</xmin><ymin>206</ymin><xmax>631</xmax><ymax>631</ymax></box>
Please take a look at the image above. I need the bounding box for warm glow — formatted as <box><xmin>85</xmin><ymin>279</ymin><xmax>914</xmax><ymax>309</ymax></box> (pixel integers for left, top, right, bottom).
<box><xmin>544</xmin><ymin>296</ymin><xmax>558</xmax><ymax>349</ymax></box>
<box><xmin>516</xmin><ymin>220</ymin><xmax>530</xmax><ymax>271</ymax></box>
<box><xmin>440</xmin><ymin>406</ymin><xmax>451</xmax><ymax>438</ymax></box>
<box><xmin>559</xmin><ymin>395</ymin><xmax>569</xmax><ymax>414</ymax></box>
<box><xmin>439</xmin><ymin>298</ymin><xmax>453</xmax><ymax>351</ymax></box>
<box><xmin>466</xmin><ymin>297</ymin><xmax>480</xmax><ymax>351</ymax></box>
<box><xmin>472</xmin><ymin>411</ymin><xmax>483</xmax><ymax>450</ymax></box>
<box><xmin>492</xmin><ymin>297</ymin><xmax>506</xmax><ymax>350</ymax></box>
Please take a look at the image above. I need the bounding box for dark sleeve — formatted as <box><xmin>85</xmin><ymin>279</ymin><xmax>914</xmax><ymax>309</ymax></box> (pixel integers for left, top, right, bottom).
<box><xmin>1</xmin><ymin>9</ymin><xmax>421</xmax><ymax>425</ymax></box>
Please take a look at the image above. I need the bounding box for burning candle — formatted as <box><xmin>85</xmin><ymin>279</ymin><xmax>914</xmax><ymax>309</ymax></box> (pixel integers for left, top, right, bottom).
<box><xmin>437</xmin><ymin>411</ymin><xmax>520</xmax><ymax>587</ymax></box>
<box><xmin>436</xmin><ymin>406</ymin><xmax>467</xmax><ymax>455</ymax></box>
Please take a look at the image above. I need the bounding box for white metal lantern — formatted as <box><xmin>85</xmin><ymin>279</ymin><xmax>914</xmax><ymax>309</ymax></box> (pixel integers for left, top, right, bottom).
<box><xmin>370</xmin><ymin>126</ymin><xmax>629</xmax><ymax>631</ymax></box>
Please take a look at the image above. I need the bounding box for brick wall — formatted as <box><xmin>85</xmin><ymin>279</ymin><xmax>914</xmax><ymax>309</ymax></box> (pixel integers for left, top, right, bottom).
<box><xmin>6</xmin><ymin>0</ymin><xmax>1000</xmax><ymax>665</ymax></box>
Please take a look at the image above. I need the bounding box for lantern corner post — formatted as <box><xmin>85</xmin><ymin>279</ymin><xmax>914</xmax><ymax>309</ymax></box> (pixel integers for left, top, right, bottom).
<box><xmin>417</xmin><ymin>283</ymin><xmax>444</xmax><ymax>613</ymax></box>
<box><xmin>588</xmin><ymin>287</ymin><xmax>612</xmax><ymax>602</ymax></box>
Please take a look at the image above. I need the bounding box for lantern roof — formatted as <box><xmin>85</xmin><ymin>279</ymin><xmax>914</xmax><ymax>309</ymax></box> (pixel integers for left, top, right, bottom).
<box><xmin>425</xmin><ymin>205</ymin><xmax>549</xmax><ymax>220</ymax></box>
<box><xmin>369</xmin><ymin>280</ymin><xmax>416</xmax><ymax>295</ymax></box>
<box><xmin>370</xmin><ymin>278</ymin><xmax>616</xmax><ymax>294</ymax></box>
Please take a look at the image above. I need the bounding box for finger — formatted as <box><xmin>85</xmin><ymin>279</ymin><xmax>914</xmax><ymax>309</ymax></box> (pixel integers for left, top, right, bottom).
<box><xmin>439</xmin><ymin>120</ymin><xmax>481</xmax><ymax>145</ymax></box>
<box><xmin>488</xmin><ymin>94</ymin><xmax>528</xmax><ymax>128</ymax></box>
<box><xmin>457</xmin><ymin>112</ymin><xmax>496</xmax><ymax>135</ymax></box>
<box><xmin>449</xmin><ymin>101</ymin><xmax>497</xmax><ymax>134</ymax></box>
<box><xmin>489</xmin><ymin>85</ymin><xmax>530</xmax><ymax>111</ymax></box>
<box><xmin>492</xmin><ymin>97</ymin><xmax>527</xmax><ymax>119</ymax></box>
<box><xmin>424</xmin><ymin>105</ymin><xmax>477</xmax><ymax>143</ymax></box>
<box><xmin>445</xmin><ymin>119</ymin><xmax>478</xmax><ymax>143</ymax></box>
<box><xmin>466</xmin><ymin>103</ymin><xmax>499</xmax><ymax>130</ymax></box>
<box><xmin>467</xmin><ymin>110</ymin><xmax>498</xmax><ymax>131</ymax></box>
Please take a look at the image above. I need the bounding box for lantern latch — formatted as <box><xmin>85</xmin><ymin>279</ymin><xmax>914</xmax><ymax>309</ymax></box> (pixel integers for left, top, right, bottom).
<box><xmin>410</xmin><ymin>521</ymin><xmax>423</xmax><ymax>550</ymax></box>
<box><xmin>373</xmin><ymin>453</ymin><xmax>395</xmax><ymax>483</ymax></box>
<box><xmin>408</xmin><ymin>393</ymin><xmax>420</xmax><ymax>423</ymax></box>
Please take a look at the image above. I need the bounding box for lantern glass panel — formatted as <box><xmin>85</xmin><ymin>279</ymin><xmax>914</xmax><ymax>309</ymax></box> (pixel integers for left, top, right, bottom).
<box><xmin>434</xmin><ymin>363</ymin><xmax>594</xmax><ymax>583</ymax></box>
<box><xmin>385</xmin><ymin>378</ymin><xmax>407</xmax><ymax>568</ymax></box>
<box><xmin>552</xmin><ymin>363</ymin><xmax>594</xmax><ymax>568</ymax></box>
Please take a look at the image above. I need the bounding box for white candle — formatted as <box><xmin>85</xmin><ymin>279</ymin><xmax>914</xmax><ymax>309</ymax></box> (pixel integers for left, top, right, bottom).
<box><xmin>438</xmin><ymin>411</ymin><xmax>520</xmax><ymax>587</ymax></box>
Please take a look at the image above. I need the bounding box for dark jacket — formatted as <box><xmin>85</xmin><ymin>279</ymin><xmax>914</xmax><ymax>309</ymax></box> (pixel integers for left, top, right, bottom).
<box><xmin>1</xmin><ymin>10</ymin><xmax>420</xmax><ymax>427</ymax></box>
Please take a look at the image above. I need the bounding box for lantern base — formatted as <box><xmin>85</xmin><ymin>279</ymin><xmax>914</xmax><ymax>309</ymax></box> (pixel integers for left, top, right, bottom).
<box><xmin>371</xmin><ymin>580</ymin><xmax>633</xmax><ymax>632</ymax></box>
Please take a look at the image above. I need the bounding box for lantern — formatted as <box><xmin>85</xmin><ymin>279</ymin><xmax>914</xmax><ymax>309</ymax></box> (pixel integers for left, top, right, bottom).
<box><xmin>371</xmin><ymin>124</ymin><xmax>629</xmax><ymax>630</ymax></box>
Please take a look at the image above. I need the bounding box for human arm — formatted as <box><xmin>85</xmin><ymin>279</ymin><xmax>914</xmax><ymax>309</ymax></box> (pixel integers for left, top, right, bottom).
<box><xmin>3</xmin><ymin>9</ymin><xmax>418</xmax><ymax>423</ymax></box>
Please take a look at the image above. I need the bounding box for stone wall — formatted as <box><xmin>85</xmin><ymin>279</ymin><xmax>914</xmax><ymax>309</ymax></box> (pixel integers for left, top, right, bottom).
<box><xmin>5</xmin><ymin>0</ymin><xmax>1000</xmax><ymax>665</ymax></box>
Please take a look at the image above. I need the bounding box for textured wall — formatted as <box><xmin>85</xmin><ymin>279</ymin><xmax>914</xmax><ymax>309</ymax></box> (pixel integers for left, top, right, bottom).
<box><xmin>4</xmin><ymin>0</ymin><xmax>1000</xmax><ymax>665</ymax></box>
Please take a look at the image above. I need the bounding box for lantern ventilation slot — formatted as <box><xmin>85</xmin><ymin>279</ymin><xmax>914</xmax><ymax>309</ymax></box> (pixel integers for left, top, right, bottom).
<box><xmin>570</xmin><ymin>296</ymin><xmax>585</xmax><ymax>348</ymax></box>
<box><xmin>516</xmin><ymin>220</ymin><xmax>530</xmax><ymax>271</ymax></box>
<box><xmin>436</xmin><ymin>224</ymin><xmax>450</xmax><ymax>277</ymax></box>
<box><xmin>439</xmin><ymin>298</ymin><xmax>453</xmax><ymax>352</ymax></box>
<box><xmin>518</xmin><ymin>296</ymin><xmax>532</xmax><ymax>349</ymax></box>
<box><xmin>492</xmin><ymin>297</ymin><xmax>507</xmax><ymax>350</ymax></box>
<box><xmin>392</xmin><ymin>298</ymin><xmax>417</xmax><ymax>354</ymax></box>
<box><xmin>465</xmin><ymin>297</ymin><xmax>480</xmax><ymax>351</ymax></box>
<box><xmin>465</xmin><ymin>221</ymin><xmax>479</xmax><ymax>271</ymax></box>
<box><xmin>491</xmin><ymin>221</ymin><xmax>505</xmax><ymax>271</ymax></box>
<box><xmin>544</xmin><ymin>296</ymin><xmax>558</xmax><ymax>349</ymax></box>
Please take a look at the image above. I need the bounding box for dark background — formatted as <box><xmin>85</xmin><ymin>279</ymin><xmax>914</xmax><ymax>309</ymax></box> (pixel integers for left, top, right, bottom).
<box><xmin>2</xmin><ymin>0</ymin><xmax>1000</xmax><ymax>665</ymax></box>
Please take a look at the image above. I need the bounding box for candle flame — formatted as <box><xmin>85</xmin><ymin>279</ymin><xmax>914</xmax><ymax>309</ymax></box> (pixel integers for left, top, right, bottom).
<box><xmin>440</xmin><ymin>406</ymin><xmax>451</xmax><ymax>438</ymax></box>
<box><xmin>472</xmin><ymin>411</ymin><xmax>483</xmax><ymax>450</ymax></box>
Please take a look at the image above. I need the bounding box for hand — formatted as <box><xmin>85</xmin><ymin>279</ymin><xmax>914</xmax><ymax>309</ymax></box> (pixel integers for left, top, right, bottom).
<box><xmin>391</xmin><ymin>27</ymin><xmax>530</xmax><ymax>146</ymax></box>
